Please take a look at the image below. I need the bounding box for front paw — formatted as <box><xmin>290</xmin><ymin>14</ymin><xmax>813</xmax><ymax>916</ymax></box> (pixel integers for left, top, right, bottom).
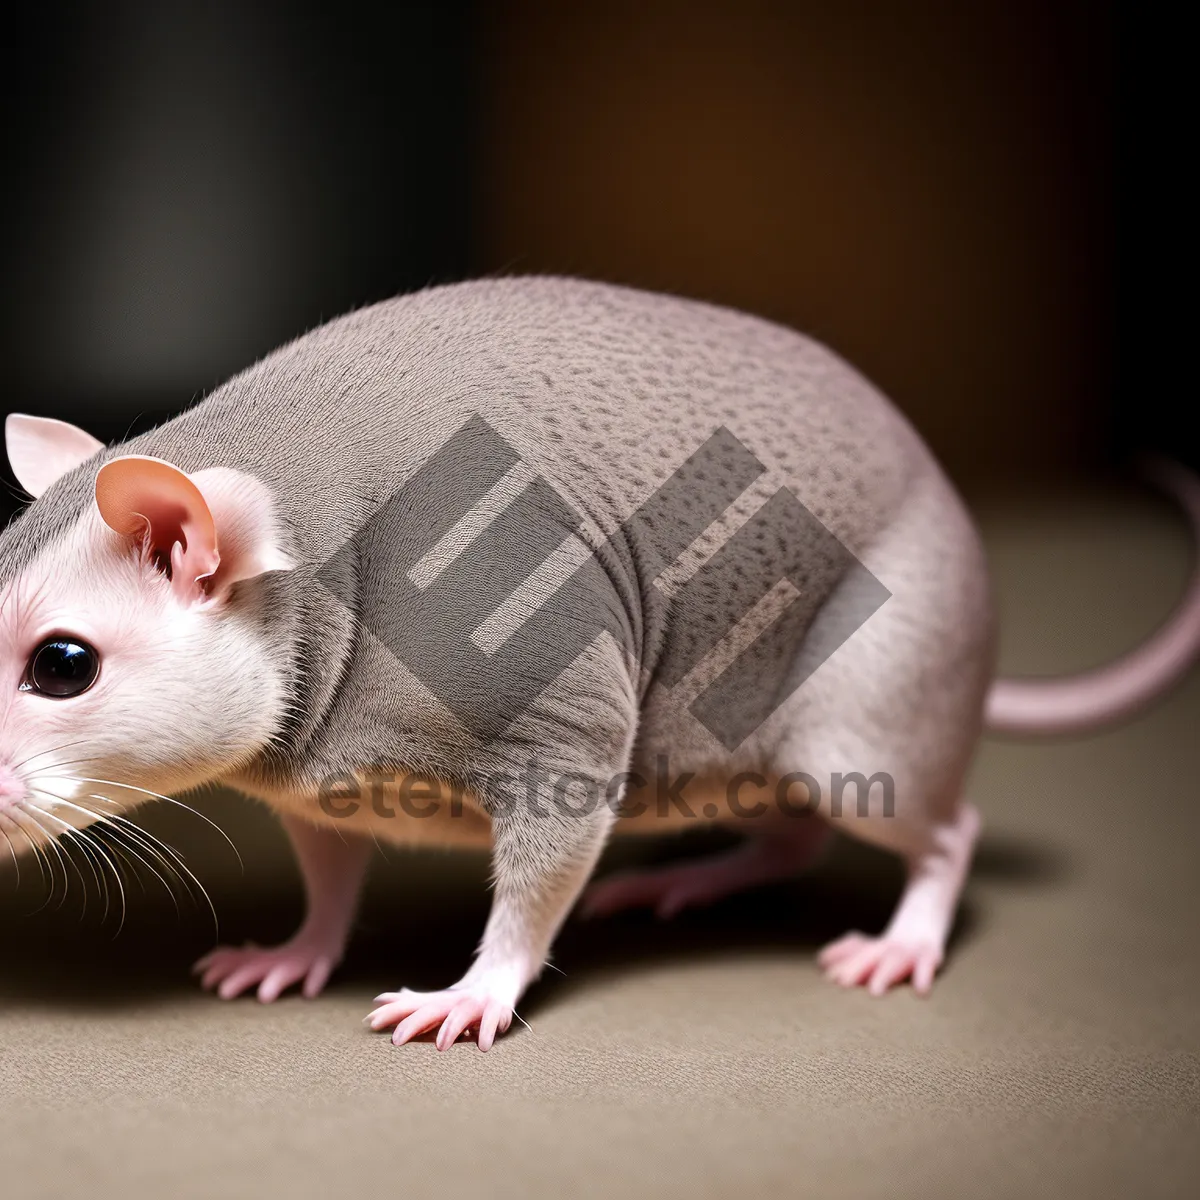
<box><xmin>193</xmin><ymin>937</ymin><xmax>342</xmax><ymax>1002</ymax></box>
<box><xmin>818</xmin><ymin>931</ymin><xmax>944</xmax><ymax>996</ymax></box>
<box><xmin>367</xmin><ymin>986</ymin><xmax>515</xmax><ymax>1052</ymax></box>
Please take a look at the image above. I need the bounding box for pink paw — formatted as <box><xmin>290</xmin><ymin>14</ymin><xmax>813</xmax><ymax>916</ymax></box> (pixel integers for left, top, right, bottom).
<box><xmin>818</xmin><ymin>931</ymin><xmax>943</xmax><ymax>996</ymax></box>
<box><xmin>193</xmin><ymin>938</ymin><xmax>341</xmax><ymax>1002</ymax></box>
<box><xmin>367</xmin><ymin>987</ymin><xmax>514</xmax><ymax>1052</ymax></box>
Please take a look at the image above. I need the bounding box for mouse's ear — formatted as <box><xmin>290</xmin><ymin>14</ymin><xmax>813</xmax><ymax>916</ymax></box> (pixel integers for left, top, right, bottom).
<box><xmin>5</xmin><ymin>413</ymin><xmax>105</xmax><ymax>498</ymax></box>
<box><xmin>95</xmin><ymin>455</ymin><xmax>294</xmax><ymax>605</ymax></box>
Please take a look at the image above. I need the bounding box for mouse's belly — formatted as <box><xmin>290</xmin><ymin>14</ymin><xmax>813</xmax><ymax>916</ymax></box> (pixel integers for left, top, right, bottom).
<box><xmin>244</xmin><ymin>772</ymin><xmax>496</xmax><ymax>848</ymax></box>
<box><xmin>240</xmin><ymin>763</ymin><xmax>827</xmax><ymax>849</ymax></box>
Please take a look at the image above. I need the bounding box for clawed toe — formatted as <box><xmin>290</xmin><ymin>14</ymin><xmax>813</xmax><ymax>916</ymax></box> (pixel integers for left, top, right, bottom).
<box><xmin>367</xmin><ymin>988</ymin><xmax>515</xmax><ymax>1052</ymax></box>
<box><xmin>192</xmin><ymin>941</ymin><xmax>339</xmax><ymax>1002</ymax></box>
<box><xmin>819</xmin><ymin>931</ymin><xmax>943</xmax><ymax>995</ymax></box>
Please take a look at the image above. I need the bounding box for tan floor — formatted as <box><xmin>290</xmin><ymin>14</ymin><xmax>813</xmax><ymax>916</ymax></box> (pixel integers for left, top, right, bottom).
<box><xmin>2</xmin><ymin>480</ymin><xmax>1198</xmax><ymax>1200</ymax></box>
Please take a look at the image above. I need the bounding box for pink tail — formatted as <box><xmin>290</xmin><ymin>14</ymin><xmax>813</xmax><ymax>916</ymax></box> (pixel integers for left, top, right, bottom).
<box><xmin>985</xmin><ymin>459</ymin><xmax>1200</xmax><ymax>737</ymax></box>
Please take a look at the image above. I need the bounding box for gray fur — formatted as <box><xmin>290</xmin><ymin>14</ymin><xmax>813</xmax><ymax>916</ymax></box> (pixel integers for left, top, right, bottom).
<box><xmin>6</xmin><ymin>276</ymin><xmax>975</xmax><ymax>786</ymax></box>
<box><xmin>1</xmin><ymin>277</ymin><xmax>1001</xmax><ymax>1021</ymax></box>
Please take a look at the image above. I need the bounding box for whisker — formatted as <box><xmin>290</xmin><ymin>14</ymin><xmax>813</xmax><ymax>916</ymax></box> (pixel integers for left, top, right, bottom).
<box><xmin>32</xmin><ymin>807</ymin><xmax>95</xmax><ymax>921</ymax></box>
<box><xmin>71</xmin><ymin>827</ymin><xmax>113</xmax><ymax>924</ymax></box>
<box><xmin>108</xmin><ymin>825</ymin><xmax>184</xmax><ymax>918</ymax></box>
<box><xmin>83</xmin><ymin>796</ymin><xmax>165</xmax><ymax>892</ymax></box>
<box><xmin>8</xmin><ymin>813</ymin><xmax>49</xmax><ymax>899</ymax></box>
<box><xmin>26</xmin><ymin>796</ymin><xmax>115</xmax><ymax>923</ymax></box>
<box><xmin>15</xmin><ymin>809</ymin><xmax>66</xmax><ymax>912</ymax></box>
<box><xmin>11</xmin><ymin>810</ymin><xmax>59</xmax><ymax>910</ymax></box>
<box><xmin>72</xmin><ymin>816</ymin><xmax>126</xmax><ymax>927</ymax></box>
<box><xmin>65</xmin><ymin>777</ymin><xmax>244</xmax><ymax>873</ymax></box>
<box><xmin>27</xmin><ymin>791</ymin><xmax>146</xmax><ymax>912</ymax></box>
<box><xmin>89</xmin><ymin>822</ymin><xmax>173</xmax><ymax>912</ymax></box>
<box><xmin>9</xmin><ymin>740</ymin><xmax>98</xmax><ymax>775</ymax></box>
<box><xmin>32</xmin><ymin>790</ymin><xmax>182</xmax><ymax>920</ymax></box>
<box><xmin>24</xmin><ymin>808</ymin><xmax>74</xmax><ymax>907</ymax></box>
<box><xmin>98</xmin><ymin>805</ymin><xmax>219</xmax><ymax>938</ymax></box>
<box><xmin>20</xmin><ymin>754</ymin><xmax>106</xmax><ymax>779</ymax></box>
<box><xmin>32</xmin><ymin>808</ymin><xmax>83</xmax><ymax>912</ymax></box>
<box><xmin>87</xmin><ymin>828</ymin><xmax>131</xmax><ymax>936</ymax></box>
<box><xmin>98</xmin><ymin>827</ymin><xmax>149</xmax><ymax>896</ymax></box>
<box><xmin>94</xmin><ymin>813</ymin><xmax>188</xmax><ymax>915</ymax></box>
<box><xmin>55</xmin><ymin>791</ymin><xmax>221</xmax><ymax>939</ymax></box>
<box><xmin>0</xmin><ymin>817</ymin><xmax>21</xmax><ymax>887</ymax></box>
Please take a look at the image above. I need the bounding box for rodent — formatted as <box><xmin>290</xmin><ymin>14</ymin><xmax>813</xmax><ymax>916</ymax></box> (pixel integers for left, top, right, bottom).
<box><xmin>2</xmin><ymin>276</ymin><xmax>1197</xmax><ymax>1051</ymax></box>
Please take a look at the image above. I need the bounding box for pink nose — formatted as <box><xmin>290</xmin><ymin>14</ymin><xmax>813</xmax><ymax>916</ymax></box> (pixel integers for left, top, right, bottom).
<box><xmin>0</xmin><ymin>764</ymin><xmax>25</xmax><ymax>806</ymax></box>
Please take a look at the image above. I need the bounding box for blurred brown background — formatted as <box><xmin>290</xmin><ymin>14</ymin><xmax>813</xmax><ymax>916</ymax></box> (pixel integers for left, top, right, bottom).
<box><xmin>11</xmin><ymin>9</ymin><xmax>1194</xmax><ymax>1200</ymax></box>
<box><xmin>478</xmin><ymin>0</ymin><xmax>1117</xmax><ymax>486</ymax></box>
<box><xmin>1</xmin><ymin>0</ymin><xmax>1129</xmax><ymax>507</ymax></box>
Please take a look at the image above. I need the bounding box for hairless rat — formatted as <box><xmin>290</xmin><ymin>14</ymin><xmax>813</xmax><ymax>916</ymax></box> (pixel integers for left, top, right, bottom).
<box><xmin>2</xmin><ymin>277</ymin><xmax>1197</xmax><ymax>1051</ymax></box>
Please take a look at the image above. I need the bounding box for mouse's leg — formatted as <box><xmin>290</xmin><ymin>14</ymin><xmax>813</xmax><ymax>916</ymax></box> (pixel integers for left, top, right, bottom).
<box><xmin>767</xmin><ymin>475</ymin><xmax>993</xmax><ymax>995</ymax></box>
<box><xmin>818</xmin><ymin>802</ymin><xmax>981</xmax><ymax>995</ymax></box>
<box><xmin>366</xmin><ymin>773</ymin><xmax>618</xmax><ymax>1051</ymax></box>
<box><xmin>581</xmin><ymin>816</ymin><xmax>831</xmax><ymax>919</ymax></box>
<box><xmin>194</xmin><ymin>814</ymin><xmax>371</xmax><ymax>1002</ymax></box>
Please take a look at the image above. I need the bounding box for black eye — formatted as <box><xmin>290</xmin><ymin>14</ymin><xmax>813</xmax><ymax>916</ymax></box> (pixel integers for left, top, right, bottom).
<box><xmin>26</xmin><ymin>638</ymin><xmax>100</xmax><ymax>698</ymax></box>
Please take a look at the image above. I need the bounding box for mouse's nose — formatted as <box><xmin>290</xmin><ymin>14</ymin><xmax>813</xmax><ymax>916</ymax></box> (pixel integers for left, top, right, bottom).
<box><xmin>0</xmin><ymin>763</ymin><xmax>26</xmax><ymax>806</ymax></box>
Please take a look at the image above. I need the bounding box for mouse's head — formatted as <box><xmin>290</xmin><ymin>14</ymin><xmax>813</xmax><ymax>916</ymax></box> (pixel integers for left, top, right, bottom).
<box><xmin>0</xmin><ymin>414</ymin><xmax>295</xmax><ymax>860</ymax></box>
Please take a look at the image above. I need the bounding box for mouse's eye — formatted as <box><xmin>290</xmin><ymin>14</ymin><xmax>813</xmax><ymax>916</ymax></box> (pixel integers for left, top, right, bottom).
<box><xmin>24</xmin><ymin>638</ymin><xmax>101</xmax><ymax>698</ymax></box>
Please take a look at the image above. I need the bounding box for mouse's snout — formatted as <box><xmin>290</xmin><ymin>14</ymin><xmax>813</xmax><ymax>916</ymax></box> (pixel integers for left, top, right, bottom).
<box><xmin>0</xmin><ymin>762</ymin><xmax>26</xmax><ymax>807</ymax></box>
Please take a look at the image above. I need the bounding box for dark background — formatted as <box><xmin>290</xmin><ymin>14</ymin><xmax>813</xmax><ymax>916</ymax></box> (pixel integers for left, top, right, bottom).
<box><xmin>2</xmin><ymin>0</ymin><xmax>1139</xmax><ymax>517</ymax></box>
<box><xmin>11</xmin><ymin>12</ymin><xmax>1200</xmax><ymax>1198</ymax></box>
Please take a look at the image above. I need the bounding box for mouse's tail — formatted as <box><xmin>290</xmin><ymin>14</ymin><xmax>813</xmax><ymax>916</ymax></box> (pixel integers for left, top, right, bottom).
<box><xmin>984</xmin><ymin>458</ymin><xmax>1200</xmax><ymax>737</ymax></box>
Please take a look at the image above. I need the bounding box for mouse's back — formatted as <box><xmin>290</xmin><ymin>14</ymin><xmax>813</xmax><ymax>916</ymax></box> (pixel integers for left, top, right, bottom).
<box><xmin>115</xmin><ymin>276</ymin><xmax>927</xmax><ymax>567</ymax></box>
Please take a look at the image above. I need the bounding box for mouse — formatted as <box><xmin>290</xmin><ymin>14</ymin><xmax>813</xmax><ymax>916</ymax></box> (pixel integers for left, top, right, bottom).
<box><xmin>1</xmin><ymin>276</ymin><xmax>1197</xmax><ymax>1051</ymax></box>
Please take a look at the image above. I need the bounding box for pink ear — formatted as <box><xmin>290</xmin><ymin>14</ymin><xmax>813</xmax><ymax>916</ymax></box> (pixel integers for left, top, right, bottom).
<box><xmin>95</xmin><ymin>456</ymin><xmax>294</xmax><ymax>604</ymax></box>
<box><xmin>6</xmin><ymin>413</ymin><xmax>105</xmax><ymax>498</ymax></box>
<box><xmin>95</xmin><ymin>456</ymin><xmax>221</xmax><ymax>603</ymax></box>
